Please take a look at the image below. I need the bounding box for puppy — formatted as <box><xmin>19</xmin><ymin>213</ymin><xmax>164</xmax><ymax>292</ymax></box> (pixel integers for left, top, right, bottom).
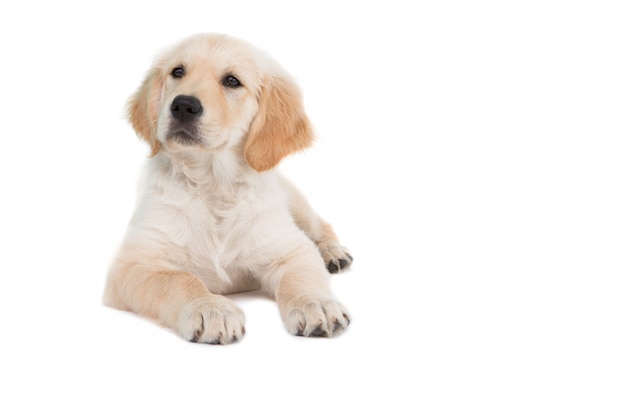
<box><xmin>103</xmin><ymin>34</ymin><xmax>353</xmax><ymax>344</ymax></box>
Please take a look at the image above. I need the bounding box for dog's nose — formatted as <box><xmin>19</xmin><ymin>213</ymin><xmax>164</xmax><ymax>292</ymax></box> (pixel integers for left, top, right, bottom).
<box><xmin>170</xmin><ymin>95</ymin><xmax>203</xmax><ymax>123</ymax></box>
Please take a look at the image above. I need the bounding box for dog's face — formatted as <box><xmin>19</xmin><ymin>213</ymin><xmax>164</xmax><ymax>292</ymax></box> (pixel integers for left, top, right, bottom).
<box><xmin>157</xmin><ymin>36</ymin><xmax>261</xmax><ymax>153</ymax></box>
<box><xmin>128</xmin><ymin>34</ymin><xmax>313</xmax><ymax>171</ymax></box>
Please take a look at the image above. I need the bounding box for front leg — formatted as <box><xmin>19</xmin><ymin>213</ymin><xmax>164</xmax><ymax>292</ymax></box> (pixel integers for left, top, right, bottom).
<box><xmin>104</xmin><ymin>260</ymin><xmax>245</xmax><ymax>344</ymax></box>
<box><xmin>264</xmin><ymin>242</ymin><xmax>350</xmax><ymax>337</ymax></box>
<box><xmin>280</xmin><ymin>175</ymin><xmax>353</xmax><ymax>273</ymax></box>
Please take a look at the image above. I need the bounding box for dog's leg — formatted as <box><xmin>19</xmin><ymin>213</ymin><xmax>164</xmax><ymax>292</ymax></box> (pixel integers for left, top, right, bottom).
<box><xmin>263</xmin><ymin>242</ymin><xmax>350</xmax><ymax>337</ymax></box>
<box><xmin>279</xmin><ymin>175</ymin><xmax>353</xmax><ymax>273</ymax></box>
<box><xmin>103</xmin><ymin>262</ymin><xmax>245</xmax><ymax>344</ymax></box>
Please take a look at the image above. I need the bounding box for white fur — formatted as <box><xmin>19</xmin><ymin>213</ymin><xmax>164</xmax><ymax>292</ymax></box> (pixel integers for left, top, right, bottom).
<box><xmin>129</xmin><ymin>152</ymin><xmax>307</xmax><ymax>294</ymax></box>
<box><xmin>104</xmin><ymin>33</ymin><xmax>353</xmax><ymax>344</ymax></box>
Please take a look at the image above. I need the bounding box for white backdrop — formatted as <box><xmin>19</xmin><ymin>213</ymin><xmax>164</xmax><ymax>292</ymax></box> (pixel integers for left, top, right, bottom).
<box><xmin>1</xmin><ymin>0</ymin><xmax>624</xmax><ymax>416</ymax></box>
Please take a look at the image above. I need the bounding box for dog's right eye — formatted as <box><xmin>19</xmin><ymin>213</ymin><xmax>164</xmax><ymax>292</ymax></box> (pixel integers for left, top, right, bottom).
<box><xmin>171</xmin><ymin>67</ymin><xmax>185</xmax><ymax>79</ymax></box>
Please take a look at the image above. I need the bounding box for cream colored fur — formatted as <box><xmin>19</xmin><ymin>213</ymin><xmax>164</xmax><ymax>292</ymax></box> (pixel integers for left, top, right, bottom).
<box><xmin>103</xmin><ymin>34</ymin><xmax>352</xmax><ymax>344</ymax></box>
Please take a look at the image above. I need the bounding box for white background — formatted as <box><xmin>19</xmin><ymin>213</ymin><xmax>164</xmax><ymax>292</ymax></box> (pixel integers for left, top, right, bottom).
<box><xmin>1</xmin><ymin>0</ymin><xmax>624</xmax><ymax>415</ymax></box>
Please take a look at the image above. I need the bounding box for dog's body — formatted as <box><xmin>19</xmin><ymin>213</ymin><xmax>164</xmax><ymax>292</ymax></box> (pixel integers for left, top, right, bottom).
<box><xmin>103</xmin><ymin>34</ymin><xmax>352</xmax><ymax>344</ymax></box>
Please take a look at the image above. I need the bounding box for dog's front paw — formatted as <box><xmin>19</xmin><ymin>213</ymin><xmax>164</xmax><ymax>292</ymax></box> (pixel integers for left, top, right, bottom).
<box><xmin>282</xmin><ymin>296</ymin><xmax>350</xmax><ymax>337</ymax></box>
<box><xmin>178</xmin><ymin>296</ymin><xmax>245</xmax><ymax>344</ymax></box>
<box><xmin>317</xmin><ymin>241</ymin><xmax>353</xmax><ymax>273</ymax></box>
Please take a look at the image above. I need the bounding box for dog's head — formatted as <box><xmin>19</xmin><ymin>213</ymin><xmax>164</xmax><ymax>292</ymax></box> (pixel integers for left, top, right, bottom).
<box><xmin>127</xmin><ymin>34</ymin><xmax>313</xmax><ymax>171</ymax></box>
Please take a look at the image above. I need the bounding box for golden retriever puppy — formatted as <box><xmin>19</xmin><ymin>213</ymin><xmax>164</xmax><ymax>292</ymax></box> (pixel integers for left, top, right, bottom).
<box><xmin>103</xmin><ymin>34</ymin><xmax>353</xmax><ymax>344</ymax></box>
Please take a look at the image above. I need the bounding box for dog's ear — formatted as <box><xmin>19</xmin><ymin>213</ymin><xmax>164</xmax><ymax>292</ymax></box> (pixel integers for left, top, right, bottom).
<box><xmin>244</xmin><ymin>74</ymin><xmax>314</xmax><ymax>172</ymax></box>
<box><xmin>127</xmin><ymin>66</ymin><xmax>163</xmax><ymax>157</ymax></box>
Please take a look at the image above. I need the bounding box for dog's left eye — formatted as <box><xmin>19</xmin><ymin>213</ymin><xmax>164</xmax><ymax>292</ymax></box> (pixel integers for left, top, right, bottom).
<box><xmin>223</xmin><ymin>75</ymin><xmax>242</xmax><ymax>88</ymax></box>
<box><xmin>171</xmin><ymin>67</ymin><xmax>185</xmax><ymax>78</ymax></box>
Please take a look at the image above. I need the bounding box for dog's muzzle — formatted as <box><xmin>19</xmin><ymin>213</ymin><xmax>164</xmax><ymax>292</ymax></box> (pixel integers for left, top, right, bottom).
<box><xmin>168</xmin><ymin>95</ymin><xmax>204</xmax><ymax>144</ymax></box>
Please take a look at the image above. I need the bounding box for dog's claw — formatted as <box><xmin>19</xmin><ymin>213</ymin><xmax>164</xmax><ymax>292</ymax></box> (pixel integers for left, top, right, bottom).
<box><xmin>311</xmin><ymin>325</ymin><xmax>328</xmax><ymax>337</ymax></box>
<box><xmin>326</xmin><ymin>256</ymin><xmax>352</xmax><ymax>273</ymax></box>
<box><xmin>332</xmin><ymin>319</ymin><xmax>342</xmax><ymax>332</ymax></box>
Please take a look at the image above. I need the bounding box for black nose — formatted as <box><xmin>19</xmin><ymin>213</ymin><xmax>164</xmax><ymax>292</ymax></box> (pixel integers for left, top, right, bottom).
<box><xmin>170</xmin><ymin>95</ymin><xmax>203</xmax><ymax>123</ymax></box>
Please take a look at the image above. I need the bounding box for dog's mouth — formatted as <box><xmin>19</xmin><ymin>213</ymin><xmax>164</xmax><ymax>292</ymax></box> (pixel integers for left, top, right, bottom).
<box><xmin>167</xmin><ymin>127</ymin><xmax>204</xmax><ymax>145</ymax></box>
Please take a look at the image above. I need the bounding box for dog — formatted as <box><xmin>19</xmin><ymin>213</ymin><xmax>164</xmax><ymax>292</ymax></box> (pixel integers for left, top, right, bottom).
<box><xmin>103</xmin><ymin>33</ymin><xmax>353</xmax><ymax>344</ymax></box>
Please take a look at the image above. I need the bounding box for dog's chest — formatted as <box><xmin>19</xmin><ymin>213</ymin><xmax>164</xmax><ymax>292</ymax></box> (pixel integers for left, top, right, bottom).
<box><xmin>172</xmin><ymin>179</ymin><xmax>285</xmax><ymax>276</ymax></box>
<box><xmin>185</xmin><ymin>185</ymin><xmax>257</xmax><ymax>253</ymax></box>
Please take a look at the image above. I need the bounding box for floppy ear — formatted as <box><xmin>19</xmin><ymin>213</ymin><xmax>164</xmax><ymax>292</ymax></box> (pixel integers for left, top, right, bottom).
<box><xmin>127</xmin><ymin>67</ymin><xmax>163</xmax><ymax>156</ymax></box>
<box><xmin>244</xmin><ymin>74</ymin><xmax>314</xmax><ymax>172</ymax></box>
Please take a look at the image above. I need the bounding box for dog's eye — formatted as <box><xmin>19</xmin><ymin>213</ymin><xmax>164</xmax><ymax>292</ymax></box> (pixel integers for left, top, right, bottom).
<box><xmin>223</xmin><ymin>75</ymin><xmax>242</xmax><ymax>88</ymax></box>
<box><xmin>171</xmin><ymin>66</ymin><xmax>185</xmax><ymax>79</ymax></box>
